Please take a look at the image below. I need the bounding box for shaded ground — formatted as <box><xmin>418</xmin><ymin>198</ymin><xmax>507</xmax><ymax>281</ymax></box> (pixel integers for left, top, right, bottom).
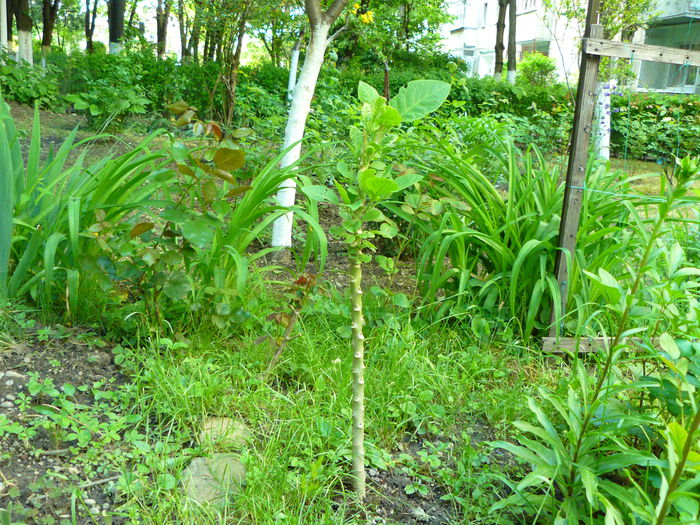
<box><xmin>0</xmin><ymin>324</ymin><xmax>126</xmax><ymax>524</ymax></box>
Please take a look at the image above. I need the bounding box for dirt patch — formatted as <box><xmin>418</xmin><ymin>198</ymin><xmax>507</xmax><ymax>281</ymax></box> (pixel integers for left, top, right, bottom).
<box><xmin>0</xmin><ymin>325</ymin><xmax>126</xmax><ymax>524</ymax></box>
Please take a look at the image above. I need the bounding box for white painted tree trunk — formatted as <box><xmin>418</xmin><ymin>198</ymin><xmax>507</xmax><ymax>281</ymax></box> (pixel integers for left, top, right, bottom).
<box><xmin>17</xmin><ymin>30</ymin><xmax>33</xmax><ymax>65</ymax></box>
<box><xmin>287</xmin><ymin>41</ymin><xmax>302</xmax><ymax>103</ymax></box>
<box><xmin>506</xmin><ymin>69</ymin><xmax>516</xmax><ymax>84</ymax></box>
<box><xmin>0</xmin><ymin>0</ymin><xmax>7</xmax><ymax>58</ymax></box>
<box><xmin>271</xmin><ymin>21</ymin><xmax>330</xmax><ymax>249</ymax></box>
<box><xmin>595</xmin><ymin>79</ymin><xmax>616</xmax><ymax>160</ymax></box>
<box><xmin>109</xmin><ymin>42</ymin><xmax>123</xmax><ymax>54</ymax></box>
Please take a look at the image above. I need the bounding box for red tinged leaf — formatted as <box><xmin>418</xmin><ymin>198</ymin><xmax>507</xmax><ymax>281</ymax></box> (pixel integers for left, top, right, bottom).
<box><xmin>205</xmin><ymin>121</ymin><xmax>223</xmax><ymax>140</ymax></box>
<box><xmin>130</xmin><ymin>222</ymin><xmax>155</xmax><ymax>238</ymax></box>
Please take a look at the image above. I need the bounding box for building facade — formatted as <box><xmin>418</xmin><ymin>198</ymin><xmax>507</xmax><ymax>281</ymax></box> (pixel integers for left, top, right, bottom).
<box><xmin>442</xmin><ymin>0</ymin><xmax>700</xmax><ymax>93</ymax></box>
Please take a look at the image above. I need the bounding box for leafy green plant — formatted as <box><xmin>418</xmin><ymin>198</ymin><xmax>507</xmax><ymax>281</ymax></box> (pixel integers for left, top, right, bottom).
<box><xmin>0</xmin><ymin>100</ymin><xmax>171</xmax><ymax>315</ymax></box>
<box><xmin>490</xmin><ymin>157</ymin><xmax>700</xmax><ymax>523</ymax></box>
<box><xmin>303</xmin><ymin>79</ymin><xmax>450</xmax><ymax>497</ymax></box>
<box><xmin>0</xmin><ymin>55</ymin><xmax>61</xmax><ymax>109</ymax></box>
<box><xmin>517</xmin><ymin>52</ymin><xmax>558</xmax><ymax>86</ymax></box>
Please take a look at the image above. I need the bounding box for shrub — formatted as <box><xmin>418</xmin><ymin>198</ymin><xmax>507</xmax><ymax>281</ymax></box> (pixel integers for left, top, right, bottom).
<box><xmin>517</xmin><ymin>52</ymin><xmax>557</xmax><ymax>86</ymax></box>
<box><xmin>0</xmin><ymin>54</ymin><xmax>61</xmax><ymax>108</ymax></box>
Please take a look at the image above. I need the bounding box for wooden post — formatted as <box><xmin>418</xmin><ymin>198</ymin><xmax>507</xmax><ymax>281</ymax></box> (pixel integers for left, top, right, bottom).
<box><xmin>550</xmin><ymin>0</ymin><xmax>602</xmax><ymax>337</ymax></box>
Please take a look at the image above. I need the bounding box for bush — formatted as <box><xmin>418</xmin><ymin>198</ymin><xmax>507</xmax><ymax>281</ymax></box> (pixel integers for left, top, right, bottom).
<box><xmin>517</xmin><ymin>52</ymin><xmax>557</xmax><ymax>86</ymax></box>
<box><xmin>0</xmin><ymin>54</ymin><xmax>61</xmax><ymax>108</ymax></box>
<box><xmin>611</xmin><ymin>92</ymin><xmax>700</xmax><ymax>160</ymax></box>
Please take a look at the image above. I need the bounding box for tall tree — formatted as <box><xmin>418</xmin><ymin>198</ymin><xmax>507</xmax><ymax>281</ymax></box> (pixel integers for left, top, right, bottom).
<box><xmin>41</xmin><ymin>0</ymin><xmax>60</xmax><ymax>52</ymax></box>
<box><xmin>1</xmin><ymin>0</ymin><xmax>8</xmax><ymax>54</ymax></box>
<box><xmin>84</xmin><ymin>0</ymin><xmax>98</xmax><ymax>52</ymax></box>
<box><xmin>506</xmin><ymin>0</ymin><xmax>516</xmax><ymax>83</ymax></box>
<box><xmin>222</xmin><ymin>0</ymin><xmax>252</xmax><ymax>125</ymax></box>
<box><xmin>176</xmin><ymin>0</ymin><xmax>189</xmax><ymax>59</ymax></box>
<box><xmin>155</xmin><ymin>0</ymin><xmax>171</xmax><ymax>57</ymax></box>
<box><xmin>108</xmin><ymin>0</ymin><xmax>125</xmax><ymax>53</ymax></box>
<box><xmin>494</xmin><ymin>0</ymin><xmax>507</xmax><ymax>78</ymax></box>
<box><xmin>270</xmin><ymin>0</ymin><xmax>349</xmax><ymax>250</ymax></box>
<box><xmin>15</xmin><ymin>0</ymin><xmax>32</xmax><ymax>64</ymax></box>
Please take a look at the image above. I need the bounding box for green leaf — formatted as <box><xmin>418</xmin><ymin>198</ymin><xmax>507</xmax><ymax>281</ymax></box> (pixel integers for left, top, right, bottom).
<box><xmin>213</xmin><ymin>148</ymin><xmax>245</xmax><ymax>171</ymax></box>
<box><xmin>389</xmin><ymin>80</ymin><xmax>451</xmax><ymax>121</ymax></box>
<box><xmin>182</xmin><ymin>219</ymin><xmax>214</xmax><ymax>248</ymax></box>
<box><xmin>378</xmin><ymin>106</ymin><xmax>401</xmax><ymax>128</ymax></box>
<box><xmin>301</xmin><ymin>185</ymin><xmax>339</xmax><ymax>204</ymax></box>
<box><xmin>379</xmin><ymin>222</ymin><xmax>398</xmax><ymax>238</ymax></box>
<box><xmin>392</xmin><ymin>293</ymin><xmax>411</xmax><ymax>308</ymax></box>
<box><xmin>363</xmin><ymin>177</ymin><xmax>399</xmax><ymax>201</ymax></box>
<box><xmin>659</xmin><ymin>332</ymin><xmax>680</xmax><ymax>360</ymax></box>
<box><xmin>358</xmin><ymin>81</ymin><xmax>381</xmax><ymax>104</ymax></box>
<box><xmin>394</xmin><ymin>173</ymin><xmax>423</xmax><ymax>191</ymax></box>
<box><xmin>163</xmin><ymin>272</ymin><xmax>191</xmax><ymax>301</ymax></box>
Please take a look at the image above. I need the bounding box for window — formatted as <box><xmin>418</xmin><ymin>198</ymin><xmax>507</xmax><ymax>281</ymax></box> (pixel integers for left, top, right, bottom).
<box><xmin>479</xmin><ymin>1</ymin><xmax>488</xmax><ymax>26</ymax></box>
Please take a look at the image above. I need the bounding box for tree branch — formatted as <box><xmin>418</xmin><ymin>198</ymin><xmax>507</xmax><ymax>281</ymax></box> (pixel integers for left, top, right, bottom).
<box><xmin>305</xmin><ymin>0</ymin><xmax>322</xmax><ymax>25</ymax></box>
<box><xmin>327</xmin><ymin>23</ymin><xmax>348</xmax><ymax>44</ymax></box>
<box><xmin>324</xmin><ymin>0</ymin><xmax>349</xmax><ymax>22</ymax></box>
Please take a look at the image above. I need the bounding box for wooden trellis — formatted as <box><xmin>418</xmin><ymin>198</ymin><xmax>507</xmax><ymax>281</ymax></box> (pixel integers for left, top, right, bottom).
<box><xmin>545</xmin><ymin>0</ymin><xmax>700</xmax><ymax>353</ymax></box>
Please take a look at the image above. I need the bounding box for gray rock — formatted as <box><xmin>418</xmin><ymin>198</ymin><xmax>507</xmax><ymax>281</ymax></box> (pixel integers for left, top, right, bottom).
<box><xmin>84</xmin><ymin>498</ymin><xmax>96</xmax><ymax>506</ymax></box>
<box><xmin>0</xmin><ymin>401</ymin><xmax>14</xmax><ymax>409</ymax></box>
<box><xmin>5</xmin><ymin>394</ymin><xmax>15</xmax><ymax>401</ymax></box>
<box><xmin>4</xmin><ymin>371</ymin><xmax>26</xmax><ymax>380</ymax></box>
<box><xmin>181</xmin><ymin>454</ymin><xmax>246</xmax><ymax>505</ymax></box>
<box><xmin>198</xmin><ymin>418</ymin><xmax>252</xmax><ymax>450</ymax></box>
<box><xmin>89</xmin><ymin>506</ymin><xmax>100</xmax><ymax>515</ymax></box>
<box><xmin>4</xmin><ymin>380</ymin><xmax>13</xmax><ymax>387</ymax></box>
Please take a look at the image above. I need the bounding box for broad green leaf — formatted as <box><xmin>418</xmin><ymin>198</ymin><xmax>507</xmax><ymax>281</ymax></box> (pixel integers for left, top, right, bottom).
<box><xmin>163</xmin><ymin>273</ymin><xmax>191</xmax><ymax>301</ymax></box>
<box><xmin>394</xmin><ymin>173</ymin><xmax>423</xmax><ymax>191</ymax></box>
<box><xmin>379</xmin><ymin>222</ymin><xmax>398</xmax><ymax>238</ymax></box>
<box><xmin>213</xmin><ymin>148</ymin><xmax>245</xmax><ymax>171</ymax></box>
<box><xmin>357</xmin><ymin>81</ymin><xmax>380</xmax><ymax>104</ymax></box>
<box><xmin>301</xmin><ymin>184</ymin><xmax>340</xmax><ymax>205</ymax></box>
<box><xmin>182</xmin><ymin>219</ymin><xmax>214</xmax><ymax>248</ymax></box>
<box><xmin>363</xmin><ymin>176</ymin><xmax>399</xmax><ymax>200</ymax></box>
<box><xmin>389</xmin><ymin>80</ymin><xmax>451</xmax><ymax>121</ymax></box>
<box><xmin>659</xmin><ymin>332</ymin><xmax>681</xmax><ymax>359</ymax></box>
<box><xmin>378</xmin><ymin>106</ymin><xmax>401</xmax><ymax>128</ymax></box>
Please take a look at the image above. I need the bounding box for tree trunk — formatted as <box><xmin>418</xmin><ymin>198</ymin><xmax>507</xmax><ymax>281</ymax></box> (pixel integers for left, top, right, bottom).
<box><xmin>127</xmin><ymin>0</ymin><xmax>137</xmax><ymax>28</ymax></box>
<box><xmin>383</xmin><ymin>59</ymin><xmax>390</xmax><ymax>99</ymax></box>
<box><xmin>1</xmin><ymin>0</ymin><xmax>8</xmax><ymax>56</ymax></box>
<box><xmin>494</xmin><ymin>0</ymin><xmax>507</xmax><ymax>78</ymax></box>
<box><xmin>177</xmin><ymin>0</ymin><xmax>189</xmax><ymax>59</ymax></box>
<box><xmin>271</xmin><ymin>20</ymin><xmax>331</xmax><ymax>249</ymax></box>
<box><xmin>223</xmin><ymin>2</ymin><xmax>250</xmax><ymax>126</ymax></box>
<box><xmin>6</xmin><ymin>0</ymin><xmax>16</xmax><ymax>45</ymax></box>
<box><xmin>41</xmin><ymin>0</ymin><xmax>60</xmax><ymax>52</ymax></box>
<box><xmin>271</xmin><ymin>0</ymin><xmax>348</xmax><ymax>250</ymax></box>
<box><xmin>156</xmin><ymin>0</ymin><xmax>171</xmax><ymax>57</ymax></box>
<box><xmin>108</xmin><ymin>0</ymin><xmax>125</xmax><ymax>53</ymax></box>
<box><xmin>286</xmin><ymin>29</ymin><xmax>304</xmax><ymax>103</ymax></box>
<box><xmin>188</xmin><ymin>1</ymin><xmax>202</xmax><ymax>60</ymax></box>
<box><xmin>506</xmin><ymin>0</ymin><xmax>517</xmax><ymax>83</ymax></box>
<box><xmin>15</xmin><ymin>0</ymin><xmax>32</xmax><ymax>64</ymax></box>
<box><xmin>84</xmin><ymin>0</ymin><xmax>98</xmax><ymax>52</ymax></box>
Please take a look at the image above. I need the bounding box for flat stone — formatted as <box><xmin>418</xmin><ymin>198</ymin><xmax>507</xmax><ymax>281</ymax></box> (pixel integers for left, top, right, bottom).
<box><xmin>4</xmin><ymin>371</ymin><xmax>26</xmax><ymax>380</ymax></box>
<box><xmin>0</xmin><ymin>401</ymin><xmax>14</xmax><ymax>409</ymax></box>
<box><xmin>198</xmin><ymin>418</ymin><xmax>252</xmax><ymax>450</ymax></box>
<box><xmin>5</xmin><ymin>394</ymin><xmax>15</xmax><ymax>401</ymax></box>
<box><xmin>181</xmin><ymin>454</ymin><xmax>246</xmax><ymax>505</ymax></box>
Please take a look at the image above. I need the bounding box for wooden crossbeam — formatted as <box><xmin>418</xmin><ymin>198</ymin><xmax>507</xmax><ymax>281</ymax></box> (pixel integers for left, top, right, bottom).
<box><xmin>584</xmin><ymin>38</ymin><xmax>700</xmax><ymax>67</ymax></box>
<box><xmin>542</xmin><ymin>337</ymin><xmax>658</xmax><ymax>354</ymax></box>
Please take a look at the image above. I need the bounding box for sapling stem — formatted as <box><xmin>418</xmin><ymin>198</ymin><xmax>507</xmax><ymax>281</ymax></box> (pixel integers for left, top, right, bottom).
<box><xmin>349</xmin><ymin>235</ymin><xmax>366</xmax><ymax>498</ymax></box>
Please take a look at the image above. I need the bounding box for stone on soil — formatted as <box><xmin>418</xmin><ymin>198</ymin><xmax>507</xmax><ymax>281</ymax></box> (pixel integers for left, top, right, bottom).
<box><xmin>181</xmin><ymin>454</ymin><xmax>246</xmax><ymax>505</ymax></box>
<box><xmin>198</xmin><ymin>417</ymin><xmax>251</xmax><ymax>450</ymax></box>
